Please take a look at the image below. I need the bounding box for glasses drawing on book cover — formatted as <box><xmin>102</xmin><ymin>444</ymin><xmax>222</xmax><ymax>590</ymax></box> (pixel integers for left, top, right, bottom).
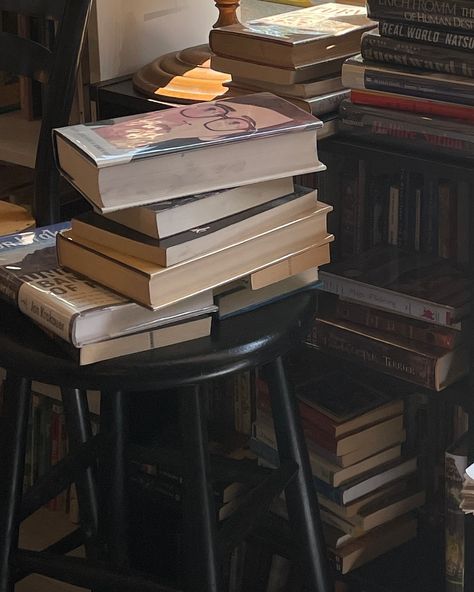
<box><xmin>91</xmin><ymin>99</ymin><xmax>293</xmax><ymax>152</ymax></box>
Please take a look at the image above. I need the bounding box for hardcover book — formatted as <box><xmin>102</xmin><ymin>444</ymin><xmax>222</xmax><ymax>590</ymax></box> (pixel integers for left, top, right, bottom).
<box><xmin>366</xmin><ymin>0</ymin><xmax>474</xmax><ymax>31</ymax></box>
<box><xmin>210</xmin><ymin>3</ymin><xmax>375</xmax><ymax>68</ymax></box>
<box><xmin>57</xmin><ymin>206</ymin><xmax>334</xmax><ymax>310</ymax></box>
<box><xmin>103</xmin><ymin>177</ymin><xmax>295</xmax><ymax>239</ymax></box>
<box><xmin>379</xmin><ymin>20</ymin><xmax>474</xmax><ymax>51</ymax></box>
<box><xmin>54</xmin><ymin>93</ymin><xmax>325</xmax><ymax>213</ymax></box>
<box><xmin>0</xmin><ymin>223</ymin><xmax>216</xmax><ymax>347</ymax></box>
<box><xmin>310</xmin><ymin>314</ymin><xmax>468</xmax><ymax>391</ymax></box>
<box><xmin>70</xmin><ymin>187</ymin><xmax>319</xmax><ymax>267</ymax></box>
<box><xmin>339</xmin><ymin>99</ymin><xmax>474</xmax><ymax>162</ymax></box>
<box><xmin>225</xmin><ymin>75</ymin><xmax>344</xmax><ymax>99</ymax></box>
<box><xmin>318</xmin><ymin>245</ymin><xmax>469</xmax><ymax>327</ymax></box>
<box><xmin>342</xmin><ymin>55</ymin><xmax>474</xmax><ymax>106</ymax></box>
<box><xmin>361</xmin><ymin>31</ymin><xmax>474</xmax><ymax>78</ymax></box>
<box><xmin>211</xmin><ymin>54</ymin><xmax>350</xmax><ymax>86</ymax></box>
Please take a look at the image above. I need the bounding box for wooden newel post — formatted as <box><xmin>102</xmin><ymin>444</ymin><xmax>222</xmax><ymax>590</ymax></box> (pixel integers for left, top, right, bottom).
<box><xmin>213</xmin><ymin>0</ymin><xmax>240</xmax><ymax>28</ymax></box>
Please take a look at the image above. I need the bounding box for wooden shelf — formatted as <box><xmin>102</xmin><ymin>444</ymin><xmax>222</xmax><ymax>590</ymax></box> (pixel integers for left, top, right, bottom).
<box><xmin>0</xmin><ymin>111</ymin><xmax>40</xmax><ymax>168</ymax></box>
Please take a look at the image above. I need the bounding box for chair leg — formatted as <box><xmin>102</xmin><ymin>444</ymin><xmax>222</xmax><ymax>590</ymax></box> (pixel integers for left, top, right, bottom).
<box><xmin>0</xmin><ymin>374</ymin><xmax>31</xmax><ymax>592</ymax></box>
<box><xmin>99</xmin><ymin>390</ymin><xmax>129</xmax><ymax>568</ymax></box>
<box><xmin>265</xmin><ymin>357</ymin><xmax>333</xmax><ymax>592</ymax></box>
<box><xmin>179</xmin><ymin>385</ymin><xmax>222</xmax><ymax>592</ymax></box>
<box><xmin>61</xmin><ymin>388</ymin><xmax>100</xmax><ymax>559</ymax></box>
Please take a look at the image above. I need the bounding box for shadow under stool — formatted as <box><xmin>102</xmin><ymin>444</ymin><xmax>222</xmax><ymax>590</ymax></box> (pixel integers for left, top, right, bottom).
<box><xmin>0</xmin><ymin>292</ymin><xmax>332</xmax><ymax>592</ymax></box>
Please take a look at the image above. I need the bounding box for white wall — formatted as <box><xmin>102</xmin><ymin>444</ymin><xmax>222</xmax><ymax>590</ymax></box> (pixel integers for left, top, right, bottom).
<box><xmin>88</xmin><ymin>0</ymin><xmax>222</xmax><ymax>83</ymax></box>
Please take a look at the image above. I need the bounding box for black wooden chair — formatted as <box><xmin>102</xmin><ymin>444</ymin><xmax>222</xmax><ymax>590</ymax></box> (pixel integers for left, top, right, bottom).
<box><xmin>0</xmin><ymin>292</ymin><xmax>333</xmax><ymax>592</ymax></box>
<box><xmin>0</xmin><ymin>0</ymin><xmax>92</xmax><ymax>227</ymax></box>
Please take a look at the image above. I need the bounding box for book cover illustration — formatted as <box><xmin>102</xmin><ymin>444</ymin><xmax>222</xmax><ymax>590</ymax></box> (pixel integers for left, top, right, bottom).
<box><xmin>219</xmin><ymin>3</ymin><xmax>373</xmax><ymax>42</ymax></box>
<box><xmin>55</xmin><ymin>93</ymin><xmax>322</xmax><ymax>167</ymax></box>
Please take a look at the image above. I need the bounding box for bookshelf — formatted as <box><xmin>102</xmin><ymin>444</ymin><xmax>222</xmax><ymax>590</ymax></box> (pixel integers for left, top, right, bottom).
<box><xmin>313</xmin><ymin>135</ymin><xmax>474</xmax><ymax>592</ymax></box>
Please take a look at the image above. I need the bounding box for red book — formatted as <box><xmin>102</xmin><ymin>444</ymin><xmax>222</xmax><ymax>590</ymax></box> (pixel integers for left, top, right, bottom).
<box><xmin>351</xmin><ymin>89</ymin><xmax>474</xmax><ymax>123</ymax></box>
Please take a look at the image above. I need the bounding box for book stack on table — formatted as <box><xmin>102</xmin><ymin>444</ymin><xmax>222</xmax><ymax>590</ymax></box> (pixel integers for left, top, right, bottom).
<box><xmin>251</xmin><ymin>370</ymin><xmax>424</xmax><ymax>574</ymax></box>
<box><xmin>209</xmin><ymin>3</ymin><xmax>376</xmax><ymax>140</ymax></box>
<box><xmin>313</xmin><ymin>246</ymin><xmax>469</xmax><ymax>391</ymax></box>
<box><xmin>338</xmin><ymin>0</ymin><xmax>474</xmax><ymax>160</ymax></box>
<box><xmin>0</xmin><ymin>93</ymin><xmax>334</xmax><ymax>365</ymax></box>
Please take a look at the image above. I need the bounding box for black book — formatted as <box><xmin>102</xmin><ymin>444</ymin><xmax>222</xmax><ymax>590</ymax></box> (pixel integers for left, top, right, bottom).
<box><xmin>379</xmin><ymin>20</ymin><xmax>474</xmax><ymax>51</ymax></box>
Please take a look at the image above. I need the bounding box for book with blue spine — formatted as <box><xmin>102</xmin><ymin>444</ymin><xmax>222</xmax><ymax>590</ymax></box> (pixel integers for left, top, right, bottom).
<box><xmin>0</xmin><ymin>224</ymin><xmax>216</xmax><ymax>348</ymax></box>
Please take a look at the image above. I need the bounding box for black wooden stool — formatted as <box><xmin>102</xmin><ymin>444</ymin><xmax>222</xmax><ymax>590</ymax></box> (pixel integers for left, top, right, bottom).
<box><xmin>0</xmin><ymin>292</ymin><xmax>332</xmax><ymax>592</ymax></box>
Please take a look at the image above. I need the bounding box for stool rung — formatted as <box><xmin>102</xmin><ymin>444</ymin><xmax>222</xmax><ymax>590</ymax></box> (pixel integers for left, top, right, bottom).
<box><xmin>14</xmin><ymin>550</ymin><xmax>179</xmax><ymax>592</ymax></box>
<box><xmin>217</xmin><ymin>461</ymin><xmax>298</xmax><ymax>555</ymax></box>
<box><xmin>20</xmin><ymin>433</ymin><xmax>105</xmax><ymax>520</ymax></box>
<box><xmin>14</xmin><ymin>528</ymin><xmax>84</xmax><ymax>583</ymax></box>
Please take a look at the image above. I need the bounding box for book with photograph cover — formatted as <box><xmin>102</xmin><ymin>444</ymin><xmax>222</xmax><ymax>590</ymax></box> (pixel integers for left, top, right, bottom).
<box><xmin>54</xmin><ymin>93</ymin><xmax>325</xmax><ymax>213</ymax></box>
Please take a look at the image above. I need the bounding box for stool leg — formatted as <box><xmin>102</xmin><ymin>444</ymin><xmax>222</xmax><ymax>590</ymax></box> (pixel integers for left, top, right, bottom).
<box><xmin>99</xmin><ymin>390</ymin><xmax>129</xmax><ymax>568</ymax></box>
<box><xmin>61</xmin><ymin>388</ymin><xmax>100</xmax><ymax>558</ymax></box>
<box><xmin>0</xmin><ymin>374</ymin><xmax>31</xmax><ymax>592</ymax></box>
<box><xmin>265</xmin><ymin>357</ymin><xmax>333</xmax><ymax>592</ymax></box>
<box><xmin>179</xmin><ymin>385</ymin><xmax>222</xmax><ymax>592</ymax></box>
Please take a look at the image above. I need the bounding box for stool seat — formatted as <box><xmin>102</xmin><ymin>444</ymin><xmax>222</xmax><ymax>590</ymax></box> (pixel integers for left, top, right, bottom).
<box><xmin>0</xmin><ymin>292</ymin><xmax>315</xmax><ymax>390</ymax></box>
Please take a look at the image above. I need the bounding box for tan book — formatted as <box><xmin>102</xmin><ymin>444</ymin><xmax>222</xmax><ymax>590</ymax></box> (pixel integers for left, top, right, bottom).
<box><xmin>226</xmin><ymin>75</ymin><xmax>344</xmax><ymax>99</ymax></box>
<box><xmin>71</xmin><ymin>187</ymin><xmax>319</xmax><ymax>267</ymax></box>
<box><xmin>250</xmin><ymin>241</ymin><xmax>329</xmax><ymax>290</ymax></box>
<box><xmin>57</xmin><ymin>206</ymin><xmax>333</xmax><ymax>310</ymax></box>
<box><xmin>318</xmin><ymin>478</ymin><xmax>410</xmax><ymax>519</ymax></box>
<box><xmin>103</xmin><ymin>177</ymin><xmax>295</xmax><ymax>239</ymax></box>
<box><xmin>69</xmin><ymin>316</ymin><xmax>212</xmax><ymax>365</ymax></box>
<box><xmin>210</xmin><ymin>3</ymin><xmax>375</xmax><ymax>68</ymax></box>
<box><xmin>328</xmin><ymin>515</ymin><xmax>417</xmax><ymax>574</ymax></box>
<box><xmin>54</xmin><ymin>93</ymin><xmax>324</xmax><ymax>214</ymax></box>
<box><xmin>211</xmin><ymin>53</ymin><xmax>351</xmax><ymax>86</ymax></box>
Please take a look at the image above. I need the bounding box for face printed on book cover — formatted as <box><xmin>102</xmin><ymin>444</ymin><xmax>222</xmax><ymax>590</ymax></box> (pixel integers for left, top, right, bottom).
<box><xmin>93</xmin><ymin>101</ymin><xmax>292</xmax><ymax>150</ymax></box>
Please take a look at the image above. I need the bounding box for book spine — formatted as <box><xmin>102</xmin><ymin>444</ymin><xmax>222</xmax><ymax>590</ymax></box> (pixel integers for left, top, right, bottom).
<box><xmin>379</xmin><ymin>20</ymin><xmax>474</xmax><ymax>50</ymax></box>
<box><xmin>366</xmin><ymin>0</ymin><xmax>474</xmax><ymax>32</ymax></box>
<box><xmin>351</xmin><ymin>89</ymin><xmax>474</xmax><ymax>123</ymax></box>
<box><xmin>445</xmin><ymin>448</ymin><xmax>467</xmax><ymax>591</ymax></box>
<box><xmin>361</xmin><ymin>34</ymin><xmax>474</xmax><ymax>77</ymax></box>
<box><xmin>397</xmin><ymin>170</ymin><xmax>408</xmax><ymax>249</ymax></box>
<box><xmin>335</xmin><ymin>300</ymin><xmax>458</xmax><ymax>349</ymax></box>
<box><xmin>437</xmin><ymin>180</ymin><xmax>457</xmax><ymax>260</ymax></box>
<box><xmin>420</xmin><ymin>178</ymin><xmax>438</xmax><ymax>255</ymax></box>
<box><xmin>339</xmin><ymin>101</ymin><xmax>474</xmax><ymax>162</ymax></box>
<box><xmin>319</xmin><ymin>271</ymin><xmax>456</xmax><ymax>327</ymax></box>
<box><xmin>359</xmin><ymin>66</ymin><xmax>474</xmax><ymax>107</ymax></box>
<box><xmin>310</xmin><ymin>319</ymin><xmax>438</xmax><ymax>389</ymax></box>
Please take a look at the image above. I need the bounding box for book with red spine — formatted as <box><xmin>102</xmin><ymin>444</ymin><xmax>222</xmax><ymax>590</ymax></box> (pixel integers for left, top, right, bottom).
<box><xmin>350</xmin><ymin>89</ymin><xmax>474</xmax><ymax>124</ymax></box>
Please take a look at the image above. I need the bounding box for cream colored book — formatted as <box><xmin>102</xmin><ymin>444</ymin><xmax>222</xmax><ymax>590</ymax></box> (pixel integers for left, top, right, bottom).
<box><xmin>57</xmin><ymin>204</ymin><xmax>333</xmax><ymax>310</ymax></box>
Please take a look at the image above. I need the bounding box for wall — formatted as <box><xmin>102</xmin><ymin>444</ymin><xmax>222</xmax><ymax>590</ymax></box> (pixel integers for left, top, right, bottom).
<box><xmin>88</xmin><ymin>0</ymin><xmax>221</xmax><ymax>83</ymax></box>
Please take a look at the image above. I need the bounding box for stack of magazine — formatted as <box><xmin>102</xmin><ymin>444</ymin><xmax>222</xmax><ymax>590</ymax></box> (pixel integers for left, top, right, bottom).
<box><xmin>0</xmin><ymin>93</ymin><xmax>334</xmax><ymax>365</ymax></box>
<box><xmin>338</xmin><ymin>0</ymin><xmax>474</xmax><ymax>160</ymax></box>
<box><xmin>209</xmin><ymin>3</ymin><xmax>376</xmax><ymax>139</ymax></box>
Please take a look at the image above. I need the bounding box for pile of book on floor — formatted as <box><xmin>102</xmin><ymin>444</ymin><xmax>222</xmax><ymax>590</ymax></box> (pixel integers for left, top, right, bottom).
<box><xmin>0</xmin><ymin>93</ymin><xmax>334</xmax><ymax>365</ymax></box>
<box><xmin>339</xmin><ymin>0</ymin><xmax>474</xmax><ymax>160</ymax></box>
<box><xmin>209</xmin><ymin>2</ymin><xmax>376</xmax><ymax>140</ymax></box>
<box><xmin>312</xmin><ymin>246</ymin><xmax>469</xmax><ymax>391</ymax></box>
<box><xmin>250</xmin><ymin>370</ymin><xmax>424</xmax><ymax>574</ymax></box>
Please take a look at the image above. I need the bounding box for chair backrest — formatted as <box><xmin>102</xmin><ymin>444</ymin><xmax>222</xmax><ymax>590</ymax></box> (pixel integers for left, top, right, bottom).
<box><xmin>0</xmin><ymin>0</ymin><xmax>92</xmax><ymax>225</ymax></box>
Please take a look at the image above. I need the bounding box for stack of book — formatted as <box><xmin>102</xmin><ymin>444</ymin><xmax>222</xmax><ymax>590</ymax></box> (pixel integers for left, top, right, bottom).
<box><xmin>314</xmin><ymin>246</ymin><xmax>469</xmax><ymax>391</ymax></box>
<box><xmin>20</xmin><ymin>92</ymin><xmax>333</xmax><ymax>364</ymax></box>
<box><xmin>338</xmin><ymin>0</ymin><xmax>474</xmax><ymax>160</ymax></box>
<box><xmin>209</xmin><ymin>3</ymin><xmax>376</xmax><ymax>139</ymax></box>
<box><xmin>250</xmin><ymin>371</ymin><xmax>424</xmax><ymax>574</ymax></box>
